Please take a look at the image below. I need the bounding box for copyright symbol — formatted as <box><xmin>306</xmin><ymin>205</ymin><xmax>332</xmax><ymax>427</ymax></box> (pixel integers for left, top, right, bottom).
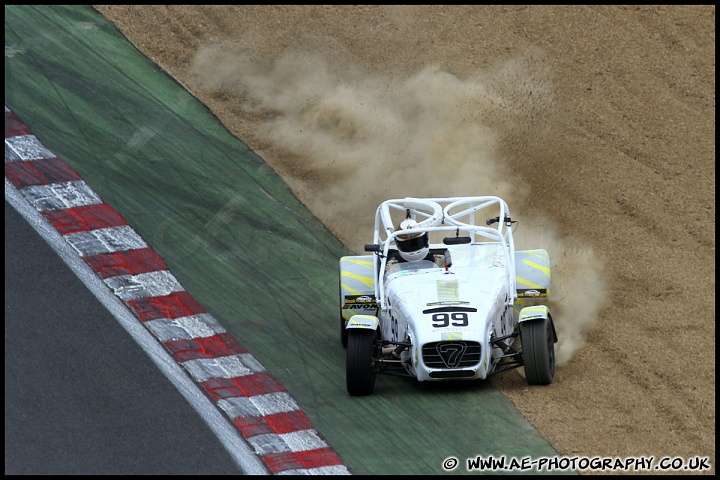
<box><xmin>443</xmin><ymin>457</ymin><xmax>459</xmax><ymax>471</ymax></box>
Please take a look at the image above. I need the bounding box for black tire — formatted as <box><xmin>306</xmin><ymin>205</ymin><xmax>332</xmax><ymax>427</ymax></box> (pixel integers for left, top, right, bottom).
<box><xmin>521</xmin><ymin>317</ymin><xmax>555</xmax><ymax>385</ymax></box>
<box><xmin>346</xmin><ymin>329</ymin><xmax>377</xmax><ymax>396</ymax></box>
<box><xmin>340</xmin><ymin>315</ymin><xmax>349</xmax><ymax>348</ymax></box>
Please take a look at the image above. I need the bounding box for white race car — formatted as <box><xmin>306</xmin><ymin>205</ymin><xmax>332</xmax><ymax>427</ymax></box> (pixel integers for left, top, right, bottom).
<box><xmin>339</xmin><ymin>196</ymin><xmax>556</xmax><ymax>396</ymax></box>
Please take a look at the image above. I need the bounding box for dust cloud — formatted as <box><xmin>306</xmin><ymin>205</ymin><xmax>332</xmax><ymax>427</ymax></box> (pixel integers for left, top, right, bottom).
<box><xmin>190</xmin><ymin>46</ymin><xmax>610</xmax><ymax>365</ymax></box>
<box><xmin>514</xmin><ymin>219</ymin><xmax>611</xmax><ymax>366</ymax></box>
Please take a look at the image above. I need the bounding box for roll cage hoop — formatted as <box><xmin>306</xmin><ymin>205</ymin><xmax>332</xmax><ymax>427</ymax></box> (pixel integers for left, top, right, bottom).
<box><xmin>363</xmin><ymin>196</ymin><xmax>517</xmax><ymax>311</ymax></box>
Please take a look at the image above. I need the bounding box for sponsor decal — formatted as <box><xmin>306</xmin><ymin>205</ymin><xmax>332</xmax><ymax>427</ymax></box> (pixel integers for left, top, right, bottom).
<box><xmin>426</xmin><ymin>300</ymin><xmax>469</xmax><ymax>306</ymax></box>
<box><xmin>517</xmin><ymin>288</ymin><xmax>547</xmax><ymax>298</ymax></box>
<box><xmin>350</xmin><ymin>321</ymin><xmax>373</xmax><ymax>328</ymax></box>
<box><xmin>345</xmin><ymin>304</ymin><xmax>377</xmax><ymax>310</ymax></box>
<box><xmin>423</xmin><ymin>306</ymin><xmax>477</xmax><ymax>314</ymax></box>
<box><xmin>343</xmin><ymin>294</ymin><xmax>376</xmax><ymax>304</ymax></box>
<box><xmin>349</xmin><ymin>315</ymin><xmax>377</xmax><ymax>328</ymax></box>
<box><xmin>343</xmin><ymin>294</ymin><xmax>378</xmax><ymax>310</ymax></box>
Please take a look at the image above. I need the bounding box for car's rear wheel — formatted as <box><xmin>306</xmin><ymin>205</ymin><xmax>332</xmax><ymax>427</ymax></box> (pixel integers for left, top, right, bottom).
<box><xmin>340</xmin><ymin>315</ymin><xmax>348</xmax><ymax>348</ymax></box>
<box><xmin>521</xmin><ymin>317</ymin><xmax>555</xmax><ymax>385</ymax></box>
<box><xmin>346</xmin><ymin>329</ymin><xmax>377</xmax><ymax>395</ymax></box>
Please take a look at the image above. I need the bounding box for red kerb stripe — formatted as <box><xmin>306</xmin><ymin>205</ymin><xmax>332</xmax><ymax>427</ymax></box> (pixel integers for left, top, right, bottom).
<box><xmin>83</xmin><ymin>248</ymin><xmax>168</xmax><ymax>279</ymax></box>
<box><xmin>262</xmin><ymin>447</ymin><xmax>344</xmax><ymax>473</ymax></box>
<box><xmin>164</xmin><ymin>333</ymin><xmax>249</xmax><ymax>362</ymax></box>
<box><xmin>127</xmin><ymin>291</ymin><xmax>206</xmax><ymax>322</ymax></box>
<box><xmin>5</xmin><ymin>158</ymin><xmax>81</xmax><ymax>189</ymax></box>
<box><xmin>43</xmin><ymin>203</ymin><xmax>127</xmax><ymax>235</ymax></box>
<box><xmin>263</xmin><ymin>410</ymin><xmax>314</xmax><ymax>435</ymax></box>
<box><xmin>234</xmin><ymin>410</ymin><xmax>313</xmax><ymax>439</ymax></box>
<box><xmin>201</xmin><ymin>373</ymin><xmax>285</xmax><ymax>401</ymax></box>
<box><xmin>5</xmin><ymin>111</ymin><xmax>30</xmax><ymax>138</ymax></box>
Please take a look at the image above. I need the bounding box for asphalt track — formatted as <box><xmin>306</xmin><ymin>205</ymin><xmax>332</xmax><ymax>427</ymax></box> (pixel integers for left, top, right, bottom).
<box><xmin>5</xmin><ymin>5</ymin><xmax>563</xmax><ymax>475</ymax></box>
<box><xmin>4</xmin><ymin>198</ymin><xmax>250</xmax><ymax>475</ymax></box>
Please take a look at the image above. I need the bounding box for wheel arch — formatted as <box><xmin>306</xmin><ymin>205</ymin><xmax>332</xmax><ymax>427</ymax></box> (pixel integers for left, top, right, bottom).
<box><xmin>518</xmin><ymin>305</ymin><xmax>557</xmax><ymax>343</ymax></box>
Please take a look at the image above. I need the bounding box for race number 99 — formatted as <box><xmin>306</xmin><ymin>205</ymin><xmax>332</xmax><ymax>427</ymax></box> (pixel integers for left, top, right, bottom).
<box><xmin>431</xmin><ymin>312</ymin><xmax>468</xmax><ymax>327</ymax></box>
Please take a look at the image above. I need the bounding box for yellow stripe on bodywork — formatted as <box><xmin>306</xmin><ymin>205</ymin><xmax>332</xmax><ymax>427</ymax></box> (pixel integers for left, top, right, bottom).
<box><xmin>515</xmin><ymin>277</ymin><xmax>545</xmax><ymax>290</ymax></box>
<box><xmin>342</xmin><ymin>258</ymin><xmax>373</xmax><ymax>268</ymax></box>
<box><xmin>519</xmin><ymin>305</ymin><xmax>549</xmax><ymax>321</ymax></box>
<box><xmin>516</xmin><ymin>259</ymin><xmax>551</xmax><ymax>290</ymax></box>
<box><xmin>514</xmin><ymin>297</ymin><xmax>530</xmax><ymax>315</ymax></box>
<box><xmin>521</xmin><ymin>258</ymin><xmax>550</xmax><ymax>277</ymax></box>
<box><xmin>437</xmin><ymin>280</ymin><xmax>459</xmax><ymax>301</ymax></box>
<box><xmin>522</xmin><ymin>305</ymin><xmax>547</xmax><ymax>314</ymax></box>
<box><xmin>340</xmin><ymin>272</ymin><xmax>375</xmax><ymax>292</ymax></box>
<box><xmin>523</xmin><ymin>250</ymin><xmax>549</xmax><ymax>261</ymax></box>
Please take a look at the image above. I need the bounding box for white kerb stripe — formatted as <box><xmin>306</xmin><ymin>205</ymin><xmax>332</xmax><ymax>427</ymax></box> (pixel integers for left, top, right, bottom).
<box><xmin>247</xmin><ymin>429</ymin><xmax>328</xmax><ymax>455</ymax></box>
<box><xmin>144</xmin><ymin>314</ymin><xmax>227</xmax><ymax>342</ymax></box>
<box><xmin>20</xmin><ymin>181</ymin><xmax>102</xmax><ymax>211</ymax></box>
<box><xmin>5</xmin><ymin>142</ymin><xmax>22</xmax><ymax>163</ymax></box>
<box><xmin>182</xmin><ymin>353</ymin><xmax>266</xmax><ymax>382</ymax></box>
<box><xmin>64</xmin><ymin>225</ymin><xmax>148</xmax><ymax>257</ymax></box>
<box><xmin>218</xmin><ymin>392</ymin><xmax>299</xmax><ymax>419</ymax></box>
<box><xmin>103</xmin><ymin>270</ymin><xmax>184</xmax><ymax>301</ymax></box>
<box><xmin>5</xmin><ymin>134</ymin><xmax>55</xmax><ymax>161</ymax></box>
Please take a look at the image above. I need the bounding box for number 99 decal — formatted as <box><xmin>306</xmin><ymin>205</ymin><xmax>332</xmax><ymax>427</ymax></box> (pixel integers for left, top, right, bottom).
<box><xmin>431</xmin><ymin>312</ymin><xmax>469</xmax><ymax>328</ymax></box>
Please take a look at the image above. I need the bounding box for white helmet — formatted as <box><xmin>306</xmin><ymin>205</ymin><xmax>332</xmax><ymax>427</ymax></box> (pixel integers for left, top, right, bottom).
<box><xmin>396</xmin><ymin>218</ymin><xmax>429</xmax><ymax>262</ymax></box>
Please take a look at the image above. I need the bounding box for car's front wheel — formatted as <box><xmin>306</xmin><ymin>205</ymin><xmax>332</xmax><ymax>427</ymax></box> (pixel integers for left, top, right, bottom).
<box><xmin>521</xmin><ymin>317</ymin><xmax>555</xmax><ymax>385</ymax></box>
<box><xmin>346</xmin><ymin>329</ymin><xmax>377</xmax><ymax>396</ymax></box>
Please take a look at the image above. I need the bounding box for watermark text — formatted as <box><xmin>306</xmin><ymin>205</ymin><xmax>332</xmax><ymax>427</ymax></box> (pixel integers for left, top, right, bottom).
<box><xmin>441</xmin><ymin>455</ymin><xmax>711</xmax><ymax>473</ymax></box>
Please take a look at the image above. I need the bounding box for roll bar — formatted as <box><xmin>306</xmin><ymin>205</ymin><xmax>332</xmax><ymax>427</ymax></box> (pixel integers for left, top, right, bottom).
<box><xmin>365</xmin><ymin>197</ymin><xmax>517</xmax><ymax>310</ymax></box>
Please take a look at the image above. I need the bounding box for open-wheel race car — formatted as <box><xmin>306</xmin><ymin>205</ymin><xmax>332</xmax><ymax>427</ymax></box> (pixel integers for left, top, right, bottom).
<box><xmin>339</xmin><ymin>196</ymin><xmax>557</xmax><ymax>396</ymax></box>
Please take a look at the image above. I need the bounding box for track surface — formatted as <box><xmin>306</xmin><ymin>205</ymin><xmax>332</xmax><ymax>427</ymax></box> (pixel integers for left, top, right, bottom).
<box><xmin>4</xmin><ymin>199</ymin><xmax>246</xmax><ymax>475</ymax></box>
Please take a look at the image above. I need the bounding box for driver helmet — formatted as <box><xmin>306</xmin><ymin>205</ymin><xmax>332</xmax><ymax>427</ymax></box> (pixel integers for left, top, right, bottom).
<box><xmin>396</xmin><ymin>218</ymin><xmax>429</xmax><ymax>262</ymax></box>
